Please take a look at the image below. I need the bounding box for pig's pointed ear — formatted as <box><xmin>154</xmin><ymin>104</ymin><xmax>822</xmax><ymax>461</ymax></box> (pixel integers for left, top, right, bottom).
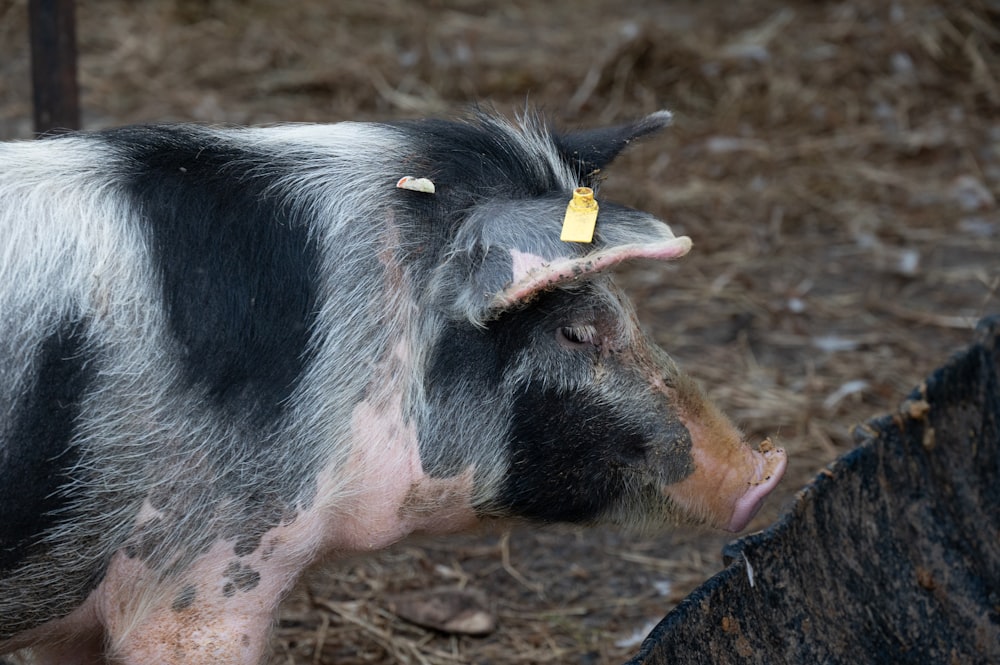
<box><xmin>486</xmin><ymin>210</ymin><xmax>692</xmax><ymax>316</ymax></box>
<box><xmin>555</xmin><ymin>111</ymin><xmax>673</xmax><ymax>185</ymax></box>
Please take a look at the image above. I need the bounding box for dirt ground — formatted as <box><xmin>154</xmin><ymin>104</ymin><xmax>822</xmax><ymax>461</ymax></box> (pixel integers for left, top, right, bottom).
<box><xmin>1</xmin><ymin>0</ymin><xmax>998</xmax><ymax>663</ymax></box>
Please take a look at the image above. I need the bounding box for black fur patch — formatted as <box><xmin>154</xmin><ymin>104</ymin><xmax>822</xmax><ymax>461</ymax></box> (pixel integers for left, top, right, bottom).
<box><xmin>104</xmin><ymin>125</ymin><xmax>320</xmax><ymax>423</ymax></box>
<box><xmin>496</xmin><ymin>382</ymin><xmax>654</xmax><ymax>523</ymax></box>
<box><xmin>419</xmin><ymin>321</ymin><xmax>513</xmax><ymax>477</ymax></box>
<box><xmin>0</xmin><ymin>317</ymin><xmax>94</xmax><ymax>573</ymax></box>
<box><xmin>420</xmin><ymin>296</ymin><xmax>545</xmax><ymax>477</ymax></box>
<box><xmin>496</xmin><ymin>383</ymin><xmax>696</xmax><ymax>525</ymax></box>
<box><xmin>392</xmin><ymin>115</ymin><xmax>565</xmax><ymax>202</ymax></box>
<box><xmin>426</xmin><ymin>320</ymin><xmax>510</xmax><ymax>392</ymax></box>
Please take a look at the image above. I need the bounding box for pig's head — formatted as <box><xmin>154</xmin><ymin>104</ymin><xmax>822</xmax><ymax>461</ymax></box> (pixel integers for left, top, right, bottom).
<box><xmin>402</xmin><ymin>111</ymin><xmax>786</xmax><ymax>533</ymax></box>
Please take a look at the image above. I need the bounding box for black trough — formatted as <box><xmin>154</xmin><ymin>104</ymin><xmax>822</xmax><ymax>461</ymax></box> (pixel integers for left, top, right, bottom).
<box><xmin>627</xmin><ymin>316</ymin><xmax>1000</xmax><ymax>665</ymax></box>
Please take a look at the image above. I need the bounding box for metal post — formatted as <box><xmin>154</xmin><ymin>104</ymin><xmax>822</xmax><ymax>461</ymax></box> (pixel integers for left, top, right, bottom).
<box><xmin>29</xmin><ymin>0</ymin><xmax>80</xmax><ymax>135</ymax></box>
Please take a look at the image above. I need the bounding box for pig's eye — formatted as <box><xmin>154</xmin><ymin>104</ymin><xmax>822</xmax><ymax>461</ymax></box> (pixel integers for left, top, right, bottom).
<box><xmin>556</xmin><ymin>324</ymin><xmax>599</xmax><ymax>350</ymax></box>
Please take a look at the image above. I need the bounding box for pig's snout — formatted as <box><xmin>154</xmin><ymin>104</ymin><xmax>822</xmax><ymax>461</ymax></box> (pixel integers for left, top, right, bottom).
<box><xmin>662</xmin><ymin>412</ymin><xmax>788</xmax><ymax>533</ymax></box>
<box><xmin>726</xmin><ymin>443</ymin><xmax>787</xmax><ymax>532</ymax></box>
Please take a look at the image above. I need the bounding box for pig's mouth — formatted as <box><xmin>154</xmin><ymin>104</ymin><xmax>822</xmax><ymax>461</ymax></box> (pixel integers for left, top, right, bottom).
<box><xmin>725</xmin><ymin>440</ymin><xmax>787</xmax><ymax>532</ymax></box>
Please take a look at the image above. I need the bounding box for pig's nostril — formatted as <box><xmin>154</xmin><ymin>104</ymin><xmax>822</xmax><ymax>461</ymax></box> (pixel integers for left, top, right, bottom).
<box><xmin>556</xmin><ymin>325</ymin><xmax>598</xmax><ymax>349</ymax></box>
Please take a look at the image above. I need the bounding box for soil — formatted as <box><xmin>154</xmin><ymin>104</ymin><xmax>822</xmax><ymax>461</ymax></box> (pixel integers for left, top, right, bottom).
<box><xmin>1</xmin><ymin>0</ymin><xmax>997</xmax><ymax>663</ymax></box>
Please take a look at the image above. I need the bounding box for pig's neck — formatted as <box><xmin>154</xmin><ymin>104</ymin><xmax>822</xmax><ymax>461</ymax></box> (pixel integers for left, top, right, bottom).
<box><xmin>316</xmin><ymin>385</ymin><xmax>479</xmax><ymax>555</ymax></box>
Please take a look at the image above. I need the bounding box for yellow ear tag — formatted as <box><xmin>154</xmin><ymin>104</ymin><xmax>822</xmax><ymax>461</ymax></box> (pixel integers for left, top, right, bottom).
<box><xmin>560</xmin><ymin>187</ymin><xmax>599</xmax><ymax>243</ymax></box>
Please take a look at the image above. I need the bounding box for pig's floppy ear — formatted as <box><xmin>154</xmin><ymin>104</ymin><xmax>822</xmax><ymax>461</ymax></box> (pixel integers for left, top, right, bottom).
<box><xmin>488</xmin><ymin>210</ymin><xmax>691</xmax><ymax>313</ymax></box>
<box><xmin>554</xmin><ymin>111</ymin><xmax>673</xmax><ymax>186</ymax></box>
<box><xmin>438</xmin><ymin>198</ymin><xmax>691</xmax><ymax>326</ymax></box>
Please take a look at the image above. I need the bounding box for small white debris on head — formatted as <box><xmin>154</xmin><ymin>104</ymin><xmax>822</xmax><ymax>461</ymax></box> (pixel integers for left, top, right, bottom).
<box><xmin>396</xmin><ymin>176</ymin><xmax>436</xmax><ymax>194</ymax></box>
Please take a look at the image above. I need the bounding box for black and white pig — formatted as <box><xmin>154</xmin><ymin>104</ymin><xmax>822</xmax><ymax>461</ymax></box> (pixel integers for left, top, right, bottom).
<box><xmin>0</xmin><ymin>110</ymin><xmax>786</xmax><ymax>663</ymax></box>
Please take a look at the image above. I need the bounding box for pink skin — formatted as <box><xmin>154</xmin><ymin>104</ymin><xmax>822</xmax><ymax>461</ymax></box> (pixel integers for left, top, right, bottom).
<box><xmin>325</xmin><ymin>384</ymin><xmax>478</xmax><ymax>554</ymax></box>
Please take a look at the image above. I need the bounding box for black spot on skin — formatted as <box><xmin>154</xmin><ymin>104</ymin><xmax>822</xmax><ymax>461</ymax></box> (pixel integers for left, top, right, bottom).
<box><xmin>0</xmin><ymin>317</ymin><xmax>94</xmax><ymax>573</ymax></box>
<box><xmin>171</xmin><ymin>585</ymin><xmax>197</xmax><ymax>612</ymax></box>
<box><xmin>233</xmin><ymin>534</ymin><xmax>261</xmax><ymax>557</ymax></box>
<box><xmin>222</xmin><ymin>560</ymin><xmax>261</xmax><ymax>598</ymax></box>
<box><xmin>103</xmin><ymin>125</ymin><xmax>321</xmax><ymax>423</ymax></box>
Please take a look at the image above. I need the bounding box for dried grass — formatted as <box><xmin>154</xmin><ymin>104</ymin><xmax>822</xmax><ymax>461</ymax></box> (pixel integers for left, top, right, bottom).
<box><xmin>1</xmin><ymin>0</ymin><xmax>998</xmax><ymax>662</ymax></box>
